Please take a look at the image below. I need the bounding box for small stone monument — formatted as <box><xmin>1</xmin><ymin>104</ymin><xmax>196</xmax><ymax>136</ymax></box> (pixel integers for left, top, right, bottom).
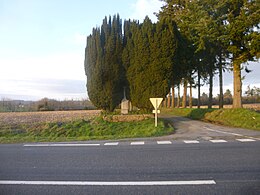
<box><xmin>121</xmin><ymin>87</ymin><xmax>129</xmax><ymax>115</ymax></box>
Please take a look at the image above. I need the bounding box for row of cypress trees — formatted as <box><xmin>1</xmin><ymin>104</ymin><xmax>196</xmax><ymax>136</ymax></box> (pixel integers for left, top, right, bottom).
<box><xmin>85</xmin><ymin>1</ymin><xmax>259</xmax><ymax>111</ymax></box>
<box><xmin>85</xmin><ymin>14</ymin><xmax>184</xmax><ymax>111</ymax></box>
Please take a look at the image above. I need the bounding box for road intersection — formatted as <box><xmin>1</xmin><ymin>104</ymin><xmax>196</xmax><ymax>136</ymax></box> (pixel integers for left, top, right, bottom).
<box><xmin>0</xmin><ymin>115</ymin><xmax>259</xmax><ymax>195</ymax></box>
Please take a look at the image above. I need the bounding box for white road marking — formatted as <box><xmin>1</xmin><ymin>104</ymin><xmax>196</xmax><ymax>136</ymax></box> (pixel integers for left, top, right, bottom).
<box><xmin>24</xmin><ymin>144</ymin><xmax>100</xmax><ymax>147</ymax></box>
<box><xmin>157</xmin><ymin>141</ymin><xmax>172</xmax><ymax>145</ymax></box>
<box><xmin>236</xmin><ymin>139</ymin><xmax>256</xmax><ymax>142</ymax></box>
<box><xmin>210</xmin><ymin>140</ymin><xmax>227</xmax><ymax>143</ymax></box>
<box><xmin>23</xmin><ymin>137</ymin><xmax>258</xmax><ymax>148</ymax></box>
<box><xmin>130</xmin><ymin>141</ymin><xmax>145</xmax><ymax>145</ymax></box>
<box><xmin>204</xmin><ymin>127</ymin><xmax>260</xmax><ymax>140</ymax></box>
<box><xmin>0</xmin><ymin>180</ymin><xmax>216</xmax><ymax>186</ymax></box>
<box><xmin>104</xmin><ymin>142</ymin><xmax>119</xmax><ymax>146</ymax></box>
<box><xmin>184</xmin><ymin>140</ymin><xmax>199</xmax><ymax>144</ymax></box>
<box><xmin>204</xmin><ymin>127</ymin><xmax>242</xmax><ymax>136</ymax></box>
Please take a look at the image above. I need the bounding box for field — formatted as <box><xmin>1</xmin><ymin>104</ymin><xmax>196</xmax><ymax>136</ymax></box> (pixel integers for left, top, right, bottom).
<box><xmin>196</xmin><ymin>103</ymin><xmax>260</xmax><ymax>111</ymax></box>
<box><xmin>0</xmin><ymin>110</ymin><xmax>173</xmax><ymax>143</ymax></box>
<box><xmin>0</xmin><ymin>110</ymin><xmax>101</xmax><ymax>129</ymax></box>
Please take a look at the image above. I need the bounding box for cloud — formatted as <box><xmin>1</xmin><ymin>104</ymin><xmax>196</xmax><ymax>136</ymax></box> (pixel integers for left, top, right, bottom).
<box><xmin>0</xmin><ymin>30</ymin><xmax>89</xmax><ymax>100</ymax></box>
<box><xmin>130</xmin><ymin>0</ymin><xmax>164</xmax><ymax>22</ymax></box>
<box><xmin>0</xmin><ymin>48</ymin><xmax>87</xmax><ymax>100</ymax></box>
<box><xmin>0</xmin><ymin>52</ymin><xmax>86</xmax><ymax>81</ymax></box>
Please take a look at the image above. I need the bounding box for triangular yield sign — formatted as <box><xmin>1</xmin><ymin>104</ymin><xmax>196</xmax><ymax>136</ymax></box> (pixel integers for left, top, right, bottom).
<box><xmin>149</xmin><ymin>98</ymin><xmax>163</xmax><ymax>109</ymax></box>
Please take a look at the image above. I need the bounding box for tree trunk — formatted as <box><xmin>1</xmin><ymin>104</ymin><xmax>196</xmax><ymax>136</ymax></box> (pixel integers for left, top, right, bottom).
<box><xmin>177</xmin><ymin>84</ymin><xmax>180</xmax><ymax>108</ymax></box>
<box><xmin>219</xmin><ymin>54</ymin><xmax>224</xmax><ymax>108</ymax></box>
<box><xmin>183</xmin><ymin>80</ymin><xmax>187</xmax><ymax>108</ymax></box>
<box><xmin>171</xmin><ymin>86</ymin><xmax>175</xmax><ymax>108</ymax></box>
<box><xmin>197</xmin><ymin>70</ymin><xmax>201</xmax><ymax>108</ymax></box>
<box><xmin>162</xmin><ymin>98</ymin><xmax>166</xmax><ymax>108</ymax></box>
<box><xmin>167</xmin><ymin>93</ymin><xmax>171</xmax><ymax>108</ymax></box>
<box><xmin>189</xmin><ymin>82</ymin><xmax>192</xmax><ymax>108</ymax></box>
<box><xmin>233</xmin><ymin>62</ymin><xmax>242</xmax><ymax>108</ymax></box>
<box><xmin>208</xmin><ymin>69</ymin><xmax>213</xmax><ymax>109</ymax></box>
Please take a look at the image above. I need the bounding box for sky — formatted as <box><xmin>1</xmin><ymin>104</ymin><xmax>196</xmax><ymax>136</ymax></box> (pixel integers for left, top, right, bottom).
<box><xmin>0</xmin><ymin>0</ymin><xmax>259</xmax><ymax>101</ymax></box>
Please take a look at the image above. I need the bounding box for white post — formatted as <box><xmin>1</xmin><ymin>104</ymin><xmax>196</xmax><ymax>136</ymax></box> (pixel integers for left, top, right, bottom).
<box><xmin>155</xmin><ymin>99</ymin><xmax>158</xmax><ymax>127</ymax></box>
<box><xmin>149</xmin><ymin>98</ymin><xmax>163</xmax><ymax>128</ymax></box>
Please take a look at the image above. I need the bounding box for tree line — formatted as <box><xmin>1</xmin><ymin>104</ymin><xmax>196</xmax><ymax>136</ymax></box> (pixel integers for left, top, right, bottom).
<box><xmin>163</xmin><ymin>87</ymin><xmax>260</xmax><ymax>108</ymax></box>
<box><xmin>0</xmin><ymin>98</ymin><xmax>94</xmax><ymax>112</ymax></box>
<box><xmin>84</xmin><ymin>0</ymin><xmax>259</xmax><ymax>111</ymax></box>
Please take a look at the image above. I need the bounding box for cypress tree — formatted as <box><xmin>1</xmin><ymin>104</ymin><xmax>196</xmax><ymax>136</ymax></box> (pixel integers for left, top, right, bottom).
<box><xmin>127</xmin><ymin>17</ymin><xmax>180</xmax><ymax>110</ymax></box>
<box><xmin>85</xmin><ymin>14</ymin><xmax>124</xmax><ymax>111</ymax></box>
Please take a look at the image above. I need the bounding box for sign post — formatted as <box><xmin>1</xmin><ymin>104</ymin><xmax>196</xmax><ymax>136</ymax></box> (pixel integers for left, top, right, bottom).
<box><xmin>149</xmin><ymin>98</ymin><xmax>163</xmax><ymax>127</ymax></box>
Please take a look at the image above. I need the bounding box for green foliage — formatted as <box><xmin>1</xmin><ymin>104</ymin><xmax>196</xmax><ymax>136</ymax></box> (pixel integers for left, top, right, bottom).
<box><xmin>125</xmin><ymin>17</ymin><xmax>181</xmax><ymax>110</ymax></box>
<box><xmin>160</xmin><ymin>0</ymin><xmax>260</xmax><ymax>108</ymax></box>
<box><xmin>162</xmin><ymin>108</ymin><xmax>260</xmax><ymax>130</ymax></box>
<box><xmin>162</xmin><ymin>108</ymin><xmax>193</xmax><ymax>117</ymax></box>
<box><xmin>204</xmin><ymin>109</ymin><xmax>260</xmax><ymax>130</ymax></box>
<box><xmin>85</xmin><ymin>1</ymin><xmax>259</xmax><ymax>111</ymax></box>
<box><xmin>85</xmin><ymin>14</ymin><xmax>124</xmax><ymax>112</ymax></box>
<box><xmin>0</xmin><ymin>117</ymin><xmax>174</xmax><ymax>143</ymax></box>
<box><xmin>86</xmin><ymin>15</ymin><xmax>181</xmax><ymax>111</ymax></box>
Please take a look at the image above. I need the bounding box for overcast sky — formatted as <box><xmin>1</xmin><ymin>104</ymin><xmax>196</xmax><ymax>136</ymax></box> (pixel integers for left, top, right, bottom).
<box><xmin>0</xmin><ymin>0</ymin><xmax>259</xmax><ymax>101</ymax></box>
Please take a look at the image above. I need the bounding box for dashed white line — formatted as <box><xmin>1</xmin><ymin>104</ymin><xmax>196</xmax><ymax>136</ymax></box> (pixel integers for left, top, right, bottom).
<box><xmin>104</xmin><ymin>142</ymin><xmax>119</xmax><ymax>146</ymax></box>
<box><xmin>0</xmin><ymin>180</ymin><xmax>216</xmax><ymax>186</ymax></box>
<box><xmin>184</xmin><ymin>140</ymin><xmax>199</xmax><ymax>144</ymax></box>
<box><xmin>210</xmin><ymin>140</ymin><xmax>227</xmax><ymax>143</ymax></box>
<box><xmin>131</xmin><ymin>141</ymin><xmax>145</xmax><ymax>145</ymax></box>
<box><xmin>24</xmin><ymin>143</ymin><xmax>100</xmax><ymax>147</ymax></box>
<box><xmin>23</xmin><ymin>139</ymin><xmax>258</xmax><ymax>147</ymax></box>
<box><xmin>236</xmin><ymin>139</ymin><xmax>256</xmax><ymax>142</ymax></box>
<box><xmin>157</xmin><ymin>141</ymin><xmax>172</xmax><ymax>145</ymax></box>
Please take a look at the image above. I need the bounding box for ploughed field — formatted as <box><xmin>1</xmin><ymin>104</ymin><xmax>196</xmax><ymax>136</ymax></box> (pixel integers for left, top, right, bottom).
<box><xmin>0</xmin><ymin>110</ymin><xmax>101</xmax><ymax>129</ymax></box>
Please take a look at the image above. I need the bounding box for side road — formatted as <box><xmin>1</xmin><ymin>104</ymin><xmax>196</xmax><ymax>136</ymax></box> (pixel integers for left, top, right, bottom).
<box><xmin>159</xmin><ymin>114</ymin><xmax>260</xmax><ymax>141</ymax></box>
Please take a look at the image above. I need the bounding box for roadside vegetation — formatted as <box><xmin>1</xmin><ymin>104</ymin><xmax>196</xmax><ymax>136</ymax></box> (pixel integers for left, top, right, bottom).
<box><xmin>162</xmin><ymin>108</ymin><xmax>260</xmax><ymax>130</ymax></box>
<box><xmin>0</xmin><ymin>111</ymin><xmax>173</xmax><ymax>143</ymax></box>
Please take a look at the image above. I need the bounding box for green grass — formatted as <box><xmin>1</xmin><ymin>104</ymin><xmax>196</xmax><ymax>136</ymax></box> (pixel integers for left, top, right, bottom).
<box><xmin>0</xmin><ymin>117</ymin><xmax>174</xmax><ymax>143</ymax></box>
<box><xmin>162</xmin><ymin>108</ymin><xmax>260</xmax><ymax>130</ymax></box>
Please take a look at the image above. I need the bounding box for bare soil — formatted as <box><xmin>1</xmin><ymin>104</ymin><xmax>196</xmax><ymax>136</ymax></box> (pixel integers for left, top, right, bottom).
<box><xmin>0</xmin><ymin>110</ymin><xmax>101</xmax><ymax>129</ymax></box>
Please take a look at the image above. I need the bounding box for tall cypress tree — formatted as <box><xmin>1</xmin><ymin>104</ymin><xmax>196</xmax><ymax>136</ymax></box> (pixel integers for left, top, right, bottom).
<box><xmin>85</xmin><ymin>14</ymin><xmax>124</xmax><ymax>111</ymax></box>
<box><xmin>127</xmin><ymin>17</ymin><xmax>180</xmax><ymax>110</ymax></box>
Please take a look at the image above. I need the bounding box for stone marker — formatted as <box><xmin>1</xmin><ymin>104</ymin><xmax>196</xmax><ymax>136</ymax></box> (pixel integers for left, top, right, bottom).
<box><xmin>121</xmin><ymin>87</ymin><xmax>129</xmax><ymax>115</ymax></box>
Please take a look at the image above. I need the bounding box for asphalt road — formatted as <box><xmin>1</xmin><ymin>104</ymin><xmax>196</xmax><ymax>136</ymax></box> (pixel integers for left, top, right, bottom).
<box><xmin>160</xmin><ymin>114</ymin><xmax>260</xmax><ymax>141</ymax></box>
<box><xmin>0</xmin><ymin>140</ymin><xmax>259</xmax><ymax>195</ymax></box>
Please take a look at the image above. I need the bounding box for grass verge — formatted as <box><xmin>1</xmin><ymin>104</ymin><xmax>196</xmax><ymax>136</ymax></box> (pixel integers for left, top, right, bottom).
<box><xmin>162</xmin><ymin>108</ymin><xmax>260</xmax><ymax>130</ymax></box>
<box><xmin>0</xmin><ymin>117</ymin><xmax>173</xmax><ymax>143</ymax></box>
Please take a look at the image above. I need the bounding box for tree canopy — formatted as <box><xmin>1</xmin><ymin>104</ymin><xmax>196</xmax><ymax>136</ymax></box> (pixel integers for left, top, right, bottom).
<box><xmin>85</xmin><ymin>1</ymin><xmax>259</xmax><ymax>111</ymax></box>
<box><xmin>85</xmin><ymin>14</ymin><xmax>181</xmax><ymax>111</ymax></box>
